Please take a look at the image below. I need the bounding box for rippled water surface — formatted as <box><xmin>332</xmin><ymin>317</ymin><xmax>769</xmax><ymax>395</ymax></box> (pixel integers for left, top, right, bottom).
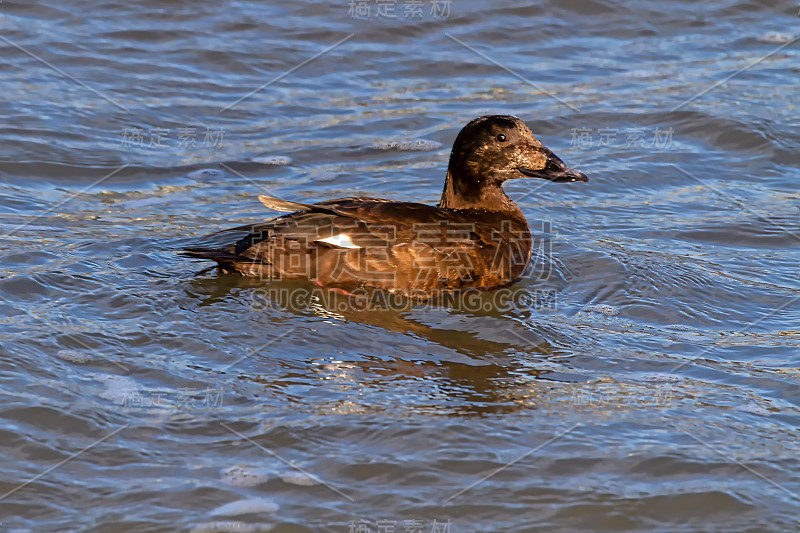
<box><xmin>1</xmin><ymin>0</ymin><xmax>799</xmax><ymax>531</ymax></box>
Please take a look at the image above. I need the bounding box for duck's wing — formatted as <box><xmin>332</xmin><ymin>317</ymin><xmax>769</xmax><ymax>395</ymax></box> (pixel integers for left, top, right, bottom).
<box><xmin>258</xmin><ymin>195</ymin><xmax>315</xmax><ymax>213</ymax></box>
<box><xmin>182</xmin><ymin>196</ymin><xmax>427</xmax><ymax>270</ymax></box>
<box><xmin>229</xmin><ymin>197</ymin><xmax>449</xmax><ymax>254</ymax></box>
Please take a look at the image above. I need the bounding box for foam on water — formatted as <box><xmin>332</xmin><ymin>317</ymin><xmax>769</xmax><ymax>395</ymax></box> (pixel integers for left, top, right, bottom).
<box><xmin>221</xmin><ymin>466</ymin><xmax>271</xmax><ymax>487</ymax></box>
<box><xmin>209</xmin><ymin>499</ymin><xmax>280</xmax><ymax>517</ymax></box>
<box><xmin>251</xmin><ymin>156</ymin><xmax>293</xmax><ymax>166</ymax></box>
<box><xmin>371</xmin><ymin>140</ymin><xmax>443</xmax><ymax>151</ymax></box>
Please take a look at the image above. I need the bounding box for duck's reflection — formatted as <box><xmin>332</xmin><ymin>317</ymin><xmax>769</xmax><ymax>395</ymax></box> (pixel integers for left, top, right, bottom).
<box><xmin>182</xmin><ymin>274</ymin><xmax>590</xmax><ymax>415</ymax></box>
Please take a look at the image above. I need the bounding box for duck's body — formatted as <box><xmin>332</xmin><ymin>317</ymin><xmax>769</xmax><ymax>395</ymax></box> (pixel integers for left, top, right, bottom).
<box><xmin>187</xmin><ymin>196</ymin><xmax>533</xmax><ymax>297</ymax></box>
<box><xmin>184</xmin><ymin>115</ymin><xmax>587</xmax><ymax>299</ymax></box>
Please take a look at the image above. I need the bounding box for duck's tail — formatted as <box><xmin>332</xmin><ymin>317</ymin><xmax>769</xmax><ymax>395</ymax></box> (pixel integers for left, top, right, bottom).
<box><xmin>181</xmin><ymin>247</ymin><xmax>268</xmax><ymax>276</ymax></box>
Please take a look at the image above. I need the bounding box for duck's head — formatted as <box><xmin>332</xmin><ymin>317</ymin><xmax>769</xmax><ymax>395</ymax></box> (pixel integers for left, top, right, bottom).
<box><xmin>440</xmin><ymin>115</ymin><xmax>587</xmax><ymax>210</ymax></box>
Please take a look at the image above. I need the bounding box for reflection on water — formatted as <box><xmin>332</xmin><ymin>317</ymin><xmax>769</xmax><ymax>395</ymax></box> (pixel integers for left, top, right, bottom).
<box><xmin>0</xmin><ymin>0</ymin><xmax>799</xmax><ymax>530</ymax></box>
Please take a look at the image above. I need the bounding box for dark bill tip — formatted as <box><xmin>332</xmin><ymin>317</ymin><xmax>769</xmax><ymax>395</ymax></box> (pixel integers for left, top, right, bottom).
<box><xmin>518</xmin><ymin>166</ymin><xmax>589</xmax><ymax>183</ymax></box>
<box><xmin>558</xmin><ymin>168</ymin><xmax>589</xmax><ymax>183</ymax></box>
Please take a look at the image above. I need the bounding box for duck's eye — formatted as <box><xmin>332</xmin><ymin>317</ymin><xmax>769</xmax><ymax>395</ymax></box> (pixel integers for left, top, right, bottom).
<box><xmin>496</xmin><ymin>134</ymin><xmax>507</xmax><ymax>142</ymax></box>
<box><xmin>546</xmin><ymin>160</ymin><xmax>560</xmax><ymax>171</ymax></box>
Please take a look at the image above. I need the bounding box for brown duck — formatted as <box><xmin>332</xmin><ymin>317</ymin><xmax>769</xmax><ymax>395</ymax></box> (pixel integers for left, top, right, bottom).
<box><xmin>184</xmin><ymin>115</ymin><xmax>588</xmax><ymax>299</ymax></box>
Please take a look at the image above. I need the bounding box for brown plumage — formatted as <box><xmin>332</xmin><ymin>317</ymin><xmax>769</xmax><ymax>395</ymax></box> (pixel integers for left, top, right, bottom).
<box><xmin>183</xmin><ymin>115</ymin><xmax>588</xmax><ymax>299</ymax></box>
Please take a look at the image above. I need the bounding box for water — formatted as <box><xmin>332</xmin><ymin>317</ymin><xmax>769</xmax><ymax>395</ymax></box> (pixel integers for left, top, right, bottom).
<box><xmin>0</xmin><ymin>0</ymin><xmax>798</xmax><ymax>531</ymax></box>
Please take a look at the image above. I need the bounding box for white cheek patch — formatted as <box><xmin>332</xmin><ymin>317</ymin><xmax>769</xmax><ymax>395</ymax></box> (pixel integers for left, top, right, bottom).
<box><xmin>316</xmin><ymin>234</ymin><xmax>362</xmax><ymax>249</ymax></box>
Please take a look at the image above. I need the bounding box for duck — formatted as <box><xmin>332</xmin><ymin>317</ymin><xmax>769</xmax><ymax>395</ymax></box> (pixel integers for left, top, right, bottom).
<box><xmin>183</xmin><ymin>115</ymin><xmax>587</xmax><ymax>299</ymax></box>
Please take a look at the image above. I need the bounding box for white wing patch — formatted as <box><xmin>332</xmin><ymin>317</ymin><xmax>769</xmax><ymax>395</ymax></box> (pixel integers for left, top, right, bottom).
<box><xmin>316</xmin><ymin>234</ymin><xmax>362</xmax><ymax>249</ymax></box>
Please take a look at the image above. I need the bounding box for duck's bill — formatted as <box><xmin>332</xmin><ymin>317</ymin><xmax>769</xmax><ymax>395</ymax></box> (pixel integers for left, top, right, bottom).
<box><xmin>518</xmin><ymin>165</ymin><xmax>588</xmax><ymax>183</ymax></box>
<box><xmin>518</xmin><ymin>166</ymin><xmax>588</xmax><ymax>183</ymax></box>
<box><xmin>518</xmin><ymin>151</ymin><xmax>588</xmax><ymax>183</ymax></box>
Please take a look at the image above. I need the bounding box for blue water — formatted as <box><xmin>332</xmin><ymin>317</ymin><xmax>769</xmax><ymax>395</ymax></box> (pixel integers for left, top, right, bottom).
<box><xmin>0</xmin><ymin>0</ymin><xmax>798</xmax><ymax>531</ymax></box>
